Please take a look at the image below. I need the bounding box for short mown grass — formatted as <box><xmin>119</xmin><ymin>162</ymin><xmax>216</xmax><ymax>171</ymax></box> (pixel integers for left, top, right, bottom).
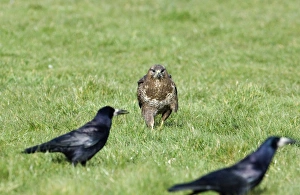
<box><xmin>1</xmin><ymin>0</ymin><xmax>300</xmax><ymax>194</ymax></box>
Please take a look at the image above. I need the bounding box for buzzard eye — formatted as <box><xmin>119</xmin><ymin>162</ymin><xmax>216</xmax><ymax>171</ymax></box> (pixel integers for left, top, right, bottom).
<box><xmin>161</xmin><ymin>69</ymin><xmax>165</xmax><ymax>73</ymax></box>
<box><xmin>150</xmin><ymin>69</ymin><xmax>155</xmax><ymax>73</ymax></box>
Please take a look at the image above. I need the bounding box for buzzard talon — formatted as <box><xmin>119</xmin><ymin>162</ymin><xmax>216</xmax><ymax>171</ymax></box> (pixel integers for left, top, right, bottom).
<box><xmin>137</xmin><ymin>64</ymin><xmax>178</xmax><ymax>129</ymax></box>
<box><xmin>160</xmin><ymin>121</ymin><xmax>164</xmax><ymax>128</ymax></box>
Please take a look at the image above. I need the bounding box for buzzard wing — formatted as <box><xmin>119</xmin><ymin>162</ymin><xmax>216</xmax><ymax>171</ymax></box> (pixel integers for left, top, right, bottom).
<box><xmin>137</xmin><ymin>75</ymin><xmax>146</xmax><ymax>85</ymax></box>
<box><xmin>170</xmin><ymin>76</ymin><xmax>179</xmax><ymax>112</ymax></box>
<box><xmin>137</xmin><ymin>75</ymin><xmax>147</xmax><ymax>108</ymax></box>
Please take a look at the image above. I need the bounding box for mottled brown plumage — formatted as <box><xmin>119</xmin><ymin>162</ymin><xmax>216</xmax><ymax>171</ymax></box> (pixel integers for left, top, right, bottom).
<box><xmin>137</xmin><ymin>65</ymin><xmax>178</xmax><ymax>129</ymax></box>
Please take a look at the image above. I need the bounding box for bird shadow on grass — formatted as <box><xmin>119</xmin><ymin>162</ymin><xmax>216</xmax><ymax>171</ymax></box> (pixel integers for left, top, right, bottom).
<box><xmin>158</xmin><ymin>119</ymin><xmax>184</xmax><ymax>129</ymax></box>
<box><xmin>248</xmin><ymin>187</ymin><xmax>266</xmax><ymax>195</ymax></box>
<box><xmin>50</xmin><ymin>155</ymin><xmax>69</xmax><ymax>165</ymax></box>
<box><xmin>51</xmin><ymin>156</ymin><xmax>105</xmax><ymax>167</ymax></box>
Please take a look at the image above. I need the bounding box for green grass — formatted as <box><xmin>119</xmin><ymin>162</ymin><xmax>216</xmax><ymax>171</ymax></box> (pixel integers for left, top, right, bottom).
<box><xmin>1</xmin><ymin>0</ymin><xmax>300</xmax><ymax>194</ymax></box>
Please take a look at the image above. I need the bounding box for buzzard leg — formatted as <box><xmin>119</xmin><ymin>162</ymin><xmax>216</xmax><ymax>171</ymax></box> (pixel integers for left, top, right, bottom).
<box><xmin>147</xmin><ymin>116</ymin><xmax>155</xmax><ymax>129</ymax></box>
<box><xmin>160</xmin><ymin>110</ymin><xmax>172</xmax><ymax>128</ymax></box>
<box><xmin>142</xmin><ymin>108</ymin><xmax>155</xmax><ymax>129</ymax></box>
<box><xmin>160</xmin><ymin>120</ymin><xmax>164</xmax><ymax>128</ymax></box>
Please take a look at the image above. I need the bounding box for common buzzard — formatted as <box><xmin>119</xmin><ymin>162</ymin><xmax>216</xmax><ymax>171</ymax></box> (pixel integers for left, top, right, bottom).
<box><xmin>137</xmin><ymin>64</ymin><xmax>178</xmax><ymax>129</ymax></box>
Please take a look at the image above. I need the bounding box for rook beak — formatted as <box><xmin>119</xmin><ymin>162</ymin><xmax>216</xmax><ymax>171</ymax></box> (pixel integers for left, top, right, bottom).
<box><xmin>278</xmin><ymin>137</ymin><xmax>296</xmax><ymax>147</ymax></box>
<box><xmin>114</xmin><ymin>109</ymin><xmax>129</xmax><ymax>116</ymax></box>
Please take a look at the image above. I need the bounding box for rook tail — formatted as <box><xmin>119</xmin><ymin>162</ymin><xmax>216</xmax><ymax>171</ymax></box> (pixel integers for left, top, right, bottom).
<box><xmin>23</xmin><ymin>145</ymin><xmax>40</xmax><ymax>153</ymax></box>
<box><xmin>23</xmin><ymin>143</ymin><xmax>54</xmax><ymax>153</ymax></box>
<box><xmin>168</xmin><ymin>183</ymin><xmax>193</xmax><ymax>192</ymax></box>
<box><xmin>168</xmin><ymin>183</ymin><xmax>206</xmax><ymax>193</ymax></box>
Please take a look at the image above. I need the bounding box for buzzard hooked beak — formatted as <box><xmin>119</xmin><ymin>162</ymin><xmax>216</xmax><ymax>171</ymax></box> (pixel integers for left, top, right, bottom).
<box><xmin>154</xmin><ymin>70</ymin><xmax>163</xmax><ymax>79</ymax></box>
<box><xmin>114</xmin><ymin>109</ymin><xmax>129</xmax><ymax>116</ymax></box>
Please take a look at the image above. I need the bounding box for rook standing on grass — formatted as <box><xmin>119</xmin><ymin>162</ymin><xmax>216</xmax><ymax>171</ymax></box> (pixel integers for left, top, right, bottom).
<box><xmin>23</xmin><ymin>106</ymin><xmax>129</xmax><ymax>166</ymax></box>
<box><xmin>168</xmin><ymin>136</ymin><xmax>296</xmax><ymax>195</ymax></box>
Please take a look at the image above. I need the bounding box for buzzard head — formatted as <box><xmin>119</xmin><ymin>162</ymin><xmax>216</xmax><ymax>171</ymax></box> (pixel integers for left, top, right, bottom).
<box><xmin>148</xmin><ymin>64</ymin><xmax>168</xmax><ymax>80</ymax></box>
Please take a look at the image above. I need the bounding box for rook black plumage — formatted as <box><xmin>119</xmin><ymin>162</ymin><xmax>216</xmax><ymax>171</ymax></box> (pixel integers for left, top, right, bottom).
<box><xmin>23</xmin><ymin>106</ymin><xmax>129</xmax><ymax>166</ymax></box>
<box><xmin>168</xmin><ymin>136</ymin><xmax>296</xmax><ymax>195</ymax></box>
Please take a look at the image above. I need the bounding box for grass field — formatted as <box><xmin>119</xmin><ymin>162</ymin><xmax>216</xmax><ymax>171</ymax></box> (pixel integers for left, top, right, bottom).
<box><xmin>1</xmin><ymin>0</ymin><xmax>300</xmax><ymax>194</ymax></box>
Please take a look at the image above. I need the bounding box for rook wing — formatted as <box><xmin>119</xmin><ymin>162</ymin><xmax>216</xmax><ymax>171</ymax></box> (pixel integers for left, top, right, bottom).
<box><xmin>46</xmin><ymin>127</ymin><xmax>107</xmax><ymax>148</ymax></box>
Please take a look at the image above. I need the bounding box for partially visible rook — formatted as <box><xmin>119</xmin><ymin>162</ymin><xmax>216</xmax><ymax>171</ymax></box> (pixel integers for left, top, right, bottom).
<box><xmin>168</xmin><ymin>136</ymin><xmax>296</xmax><ymax>195</ymax></box>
